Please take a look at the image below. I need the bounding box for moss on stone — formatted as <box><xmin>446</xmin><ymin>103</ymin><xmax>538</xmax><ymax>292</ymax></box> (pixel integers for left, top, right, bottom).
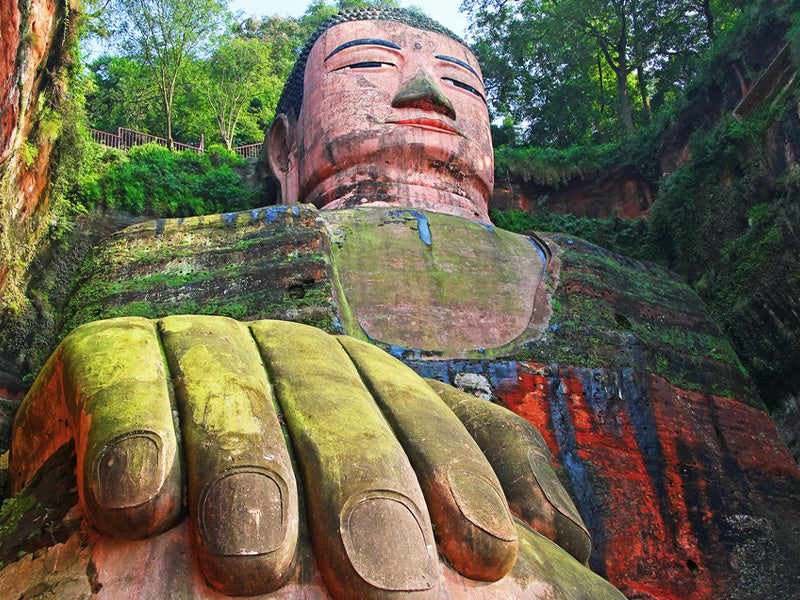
<box><xmin>516</xmin><ymin>235</ymin><xmax>760</xmax><ymax>406</ymax></box>
<box><xmin>0</xmin><ymin>493</ymin><xmax>37</xmax><ymax>542</ymax></box>
<box><xmin>55</xmin><ymin>205</ymin><xmax>336</xmax><ymax>337</ymax></box>
<box><xmin>325</xmin><ymin>208</ymin><xmax>545</xmax><ymax>355</ymax></box>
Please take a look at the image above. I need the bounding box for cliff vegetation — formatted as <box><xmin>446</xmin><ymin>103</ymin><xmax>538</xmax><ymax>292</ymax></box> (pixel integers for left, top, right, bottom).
<box><xmin>489</xmin><ymin>0</ymin><xmax>800</xmax><ymax>422</ymax></box>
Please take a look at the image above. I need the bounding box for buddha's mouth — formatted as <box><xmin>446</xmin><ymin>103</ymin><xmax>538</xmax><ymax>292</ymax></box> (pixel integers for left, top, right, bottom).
<box><xmin>386</xmin><ymin>117</ymin><xmax>464</xmax><ymax>137</ymax></box>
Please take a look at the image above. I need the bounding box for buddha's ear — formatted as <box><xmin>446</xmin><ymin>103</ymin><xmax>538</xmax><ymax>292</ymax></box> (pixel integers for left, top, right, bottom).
<box><xmin>267</xmin><ymin>113</ymin><xmax>299</xmax><ymax>205</ymax></box>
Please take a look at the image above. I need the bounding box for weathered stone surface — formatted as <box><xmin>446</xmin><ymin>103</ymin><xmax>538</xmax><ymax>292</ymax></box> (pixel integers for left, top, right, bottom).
<box><xmin>0</xmin><ymin>442</ymin><xmax>81</xmax><ymax>567</ymax></box>
<box><xmin>3</xmin><ymin>6</ymin><xmax>799</xmax><ymax>599</ymax></box>
<box><xmin>49</xmin><ymin>208</ymin><xmax>759</xmax><ymax>408</ymax></box>
<box><xmin>16</xmin><ymin>206</ymin><xmax>798</xmax><ymax>599</ymax></box>
<box><xmin>0</xmin><ymin>0</ymin><xmax>22</xmax><ymax>164</ymax></box>
<box><xmin>269</xmin><ymin>19</ymin><xmax>494</xmax><ymax>223</ymax></box>
<box><xmin>59</xmin><ymin>206</ymin><xmax>333</xmax><ymax>336</ymax></box>
<box><xmin>0</xmin><ymin>209</ymin><xmax>139</xmax><ymax>456</ymax></box>
<box><xmin>326</xmin><ymin>207</ymin><xmax>552</xmax><ymax>354</ymax></box>
<box><xmin>428</xmin><ymin>379</ymin><xmax>592</xmax><ymax>565</ymax></box>
<box><xmin>657</xmin><ymin>21</ymin><xmax>789</xmax><ymax>177</ymax></box>
<box><xmin>495</xmin><ymin>368</ymin><xmax>800</xmax><ymax>600</ymax></box>
<box><xmin>0</xmin><ymin>511</ymin><xmax>623</xmax><ymax>600</ymax></box>
<box><xmin>3</xmin><ymin>316</ymin><xmax>625</xmax><ymax>599</ymax></box>
<box><xmin>402</xmin><ymin>232</ymin><xmax>800</xmax><ymax>600</ymax></box>
<box><xmin>645</xmin><ymin>23</ymin><xmax>800</xmax><ymax>465</ymax></box>
<box><xmin>490</xmin><ymin>170</ymin><xmax>654</xmax><ymax>219</ymax></box>
<box><xmin>0</xmin><ymin>0</ymin><xmax>95</xmax><ymax>455</ymax></box>
<box><xmin>771</xmin><ymin>395</ymin><xmax>800</xmax><ymax>465</ymax></box>
<box><xmin>0</xmin><ymin>0</ymin><xmax>77</xmax><ymax>304</ymax></box>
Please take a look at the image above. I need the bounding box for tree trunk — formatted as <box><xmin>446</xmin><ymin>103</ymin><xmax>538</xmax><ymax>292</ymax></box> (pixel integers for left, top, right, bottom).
<box><xmin>636</xmin><ymin>64</ymin><xmax>652</xmax><ymax>123</ymax></box>
<box><xmin>166</xmin><ymin>110</ymin><xmax>174</xmax><ymax>151</ymax></box>
<box><xmin>617</xmin><ymin>67</ymin><xmax>635</xmax><ymax>135</ymax></box>
<box><xmin>217</xmin><ymin>115</ymin><xmax>231</xmax><ymax>150</ymax></box>
<box><xmin>162</xmin><ymin>94</ymin><xmax>174</xmax><ymax>151</ymax></box>
<box><xmin>598</xmin><ymin>54</ymin><xmax>605</xmax><ymax>113</ymax></box>
<box><xmin>615</xmin><ymin>4</ymin><xmax>635</xmax><ymax>135</ymax></box>
<box><xmin>702</xmin><ymin>0</ymin><xmax>716</xmax><ymax>40</ymax></box>
<box><xmin>631</xmin><ymin>1</ymin><xmax>651</xmax><ymax>123</ymax></box>
<box><xmin>165</xmin><ymin>77</ymin><xmax>178</xmax><ymax>151</ymax></box>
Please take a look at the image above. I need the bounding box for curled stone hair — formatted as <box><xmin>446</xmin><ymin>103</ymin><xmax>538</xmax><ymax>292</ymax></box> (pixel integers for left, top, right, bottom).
<box><xmin>275</xmin><ymin>7</ymin><xmax>465</xmax><ymax>119</ymax></box>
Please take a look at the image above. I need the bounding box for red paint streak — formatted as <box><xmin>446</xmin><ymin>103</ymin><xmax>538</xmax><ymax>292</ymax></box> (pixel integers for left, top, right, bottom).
<box><xmin>0</xmin><ymin>0</ymin><xmax>20</xmax><ymax>164</ymax></box>
<box><xmin>562</xmin><ymin>370</ymin><xmax>712</xmax><ymax>600</ymax></box>
<box><xmin>0</xmin><ymin>263</ymin><xmax>8</xmax><ymax>298</ymax></box>
<box><xmin>493</xmin><ymin>365</ymin><xmax>800</xmax><ymax>600</ymax></box>
<box><xmin>497</xmin><ymin>364</ymin><xmax>559</xmax><ymax>457</ymax></box>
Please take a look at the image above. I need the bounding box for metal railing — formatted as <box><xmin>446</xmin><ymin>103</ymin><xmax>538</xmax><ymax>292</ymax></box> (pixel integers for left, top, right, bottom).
<box><xmin>88</xmin><ymin>126</ymin><xmax>262</xmax><ymax>159</ymax></box>
<box><xmin>89</xmin><ymin>127</ymin><xmax>124</xmax><ymax>149</ymax></box>
<box><xmin>232</xmin><ymin>143</ymin><xmax>263</xmax><ymax>159</ymax></box>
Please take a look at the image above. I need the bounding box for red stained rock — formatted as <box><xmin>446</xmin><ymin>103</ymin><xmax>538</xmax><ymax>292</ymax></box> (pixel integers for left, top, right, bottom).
<box><xmin>0</xmin><ymin>0</ymin><xmax>21</xmax><ymax>163</ymax></box>
<box><xmin>1</xmin><ymin>0</ymin><xmax>59</xmax><ymax>171</ymax></box>
<box><xmin>0</xmin><ymin>455</ymin><xmax>623</xmax><ymax>600</ymax></box>
<box><xmin>488</xmin><ymin>172</ymin><xmax>653</xmax><ymax>219</ymax></box>
<box><xmin>497</xmin><ymin>366</ymin><xmax>800</xmax><ymax>600</ymax></box>
<box><xmin>1</xmin><ymin>0</ymin><xmax>70</xmax><ymax>312</ymax></box>
<box><xmin>0</xmin><ymin>262</ymin><xmax>7</xmax><ymax>297</ymax></box>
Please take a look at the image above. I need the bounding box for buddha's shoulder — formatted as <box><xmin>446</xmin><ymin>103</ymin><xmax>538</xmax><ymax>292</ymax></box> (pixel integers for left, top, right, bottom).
<box><xmin>70</xmin><ymin>205</ymin><xmax>749</xmax><ymax>404</ymax></box>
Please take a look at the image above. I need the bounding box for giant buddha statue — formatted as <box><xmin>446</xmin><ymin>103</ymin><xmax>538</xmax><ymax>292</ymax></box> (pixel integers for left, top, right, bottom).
<box><xmin>5</xmin><ymin>8</ymin><xmax>625</xmax><ymax>600</ymax></box>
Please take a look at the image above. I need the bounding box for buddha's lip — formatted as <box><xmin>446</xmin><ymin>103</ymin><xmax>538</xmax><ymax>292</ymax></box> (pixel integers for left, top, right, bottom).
<box><xmin>386</xmin><ymin>118</ymin><xmax>464</xmax><ymax>137</ymax></box>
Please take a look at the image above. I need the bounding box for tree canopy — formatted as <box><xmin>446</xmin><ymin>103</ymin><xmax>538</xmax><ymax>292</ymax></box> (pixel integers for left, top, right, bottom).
<box><xmin>463</xmin><ymin>0</ymin><xmax>748</xmax><ymax>147</ymax></box>
<box><xmin>82</xmin><ymin>0</ymin><xmax>764</xmax><ymax>151</ymax></box>
<box><xmin>104</xmin><ymin>0</ymin><xmax>228</xmax><ymax>148</ymax></box>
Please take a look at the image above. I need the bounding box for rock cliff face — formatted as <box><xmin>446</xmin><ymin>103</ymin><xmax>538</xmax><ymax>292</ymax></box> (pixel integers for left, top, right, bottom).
<box><xmin>489</xmin><ymin>6</ymin><xmax>800</xmax><ymax>464</ymax></box>
<box><xmin>3</xmin><ymin>207</ymin><xmax>795</xmax><ymax>600</ymax></box>
<box><xmin>0</xmin><ymin>0</ymin><xmax>76</xmax><ymax>307</ymax></box>
<box><xmin>0</xmin><ymin>0</ymin><xmax>82</xmax><ymax>422</ymax></box>
<box><xmin>1</xmin><ymin>1</ymin><xmax>799</xmax><ymax>598</ymax></box>
<box><xmin>648</xmin><ymin>23</ymin><xmax>800</xmax><ymax>462</ymax></box>
<box><xmin>496</xmin><ymin>369</ymin><xmax>800</xmax><ymax>600</ymax></box>
<box><xmin>490</xmin><ymin>170</ymin><xmax>654</xmax><ymax>219</ymax></box>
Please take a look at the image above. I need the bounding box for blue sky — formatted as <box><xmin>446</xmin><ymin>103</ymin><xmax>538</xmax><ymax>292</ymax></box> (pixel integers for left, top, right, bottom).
<box><xmin>227</xmin><ymin>0</ymin><xmax>472</xmax><ymax>39</ymax></box>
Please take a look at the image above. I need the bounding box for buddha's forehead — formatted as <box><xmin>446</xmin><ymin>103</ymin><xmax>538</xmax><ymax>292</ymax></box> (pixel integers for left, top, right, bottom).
<box><xmin>307</xmin><ymin>19</ymin><xmax>483</xmax><ymax>80</ymax></box>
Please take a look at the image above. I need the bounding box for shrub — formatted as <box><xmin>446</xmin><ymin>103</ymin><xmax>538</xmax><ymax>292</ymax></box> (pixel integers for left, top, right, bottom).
<box><xmin>80</xmin><ymin>142</ymin><xmax>259</xmax><ymax>217</ymax></box>
<box><xmin>490</xmin><ymin>209</ymin><xmax>652</xmax><ymax>261</ymax></box>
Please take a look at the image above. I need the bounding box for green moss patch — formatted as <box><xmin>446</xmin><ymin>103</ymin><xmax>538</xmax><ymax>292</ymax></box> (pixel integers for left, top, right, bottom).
<box><xmin>60</xmin><ymin>206</ymin><xmax>337</xmax><ymax>336</ymax></box>
<box><xmin>516</xmin><ymin>236</ymin><xmax>758</xmax><ymax>406</ymax></box>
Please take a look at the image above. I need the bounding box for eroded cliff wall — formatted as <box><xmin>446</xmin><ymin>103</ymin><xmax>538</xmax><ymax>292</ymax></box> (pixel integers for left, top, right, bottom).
<box><xmin>490</xmin><ymin>7</ymin><xmax>800</xmax><ymax>463</ymax></box>
<box><xmin>0</xmin><ymin>0</ymin><xmax>77</xmax><ymax>304</ymax></box>
<box><xmin>650</xmin><ymin>30</ymin><xmax>800</xmax><ymax>463</ymax></box>
<box><xmin>0</xmin><ymin>0</ymin><xmax>84</xmax><ymax>435</ymax></box>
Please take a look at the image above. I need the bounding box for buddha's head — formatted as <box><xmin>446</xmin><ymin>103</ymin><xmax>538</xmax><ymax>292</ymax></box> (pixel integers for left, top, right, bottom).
<box><xmin>267</xmin><ymin>8</ymin><xmax>494</xmax><ymax>222</ymax></box>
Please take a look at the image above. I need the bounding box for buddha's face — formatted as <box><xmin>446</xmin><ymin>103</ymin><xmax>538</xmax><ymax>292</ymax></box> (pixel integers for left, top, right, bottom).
<box><xmin>269</xmin><ymin>20</ymin><xmax>494</xmax><ymax>222</ymax></box>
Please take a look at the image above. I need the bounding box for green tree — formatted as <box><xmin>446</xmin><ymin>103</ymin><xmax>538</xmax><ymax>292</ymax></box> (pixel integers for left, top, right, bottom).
<box><xmin>466</xmin><ymin>0</ymin><xmax>626</xmax><ymax>145</ymax></box>
<box><xmin>199</xmin><ymin>38</ymin><xmax>282</xmax><ymax>149</ymax></box>
<box><xmin>107</xmin><ymin>0</ymin><xmax>227</xmax><ymax>148</ymax></box>
<box><xmin>86</xmin><ymin>56</ymin><xmax>162</xmax><ymax>133</ymax></box>
<box><xmin>464</xmin><ymin>0</ymin><xmax>747</xmax><ymax>145</ymax></box>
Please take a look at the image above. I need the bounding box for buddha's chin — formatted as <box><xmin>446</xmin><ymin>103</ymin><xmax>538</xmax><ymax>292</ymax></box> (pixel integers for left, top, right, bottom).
<box><xmin>298</xmin><ymin>152</ymin><xmax>493</xmax><ymax>222</ymax></box>
<box><xmin>306</xmin><ymin>178</ymin><xmax>491</xmax><ymax>223</ymax></box>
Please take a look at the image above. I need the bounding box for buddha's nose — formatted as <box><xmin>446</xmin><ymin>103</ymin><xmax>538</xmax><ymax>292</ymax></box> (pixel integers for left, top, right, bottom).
<box><xmin>391</xmin><ymin>70</ymin><xmax>456</xmax><ymax>120</ymax></box>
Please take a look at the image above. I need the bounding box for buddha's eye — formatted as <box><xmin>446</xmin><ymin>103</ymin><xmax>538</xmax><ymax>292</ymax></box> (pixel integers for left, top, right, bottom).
<box><xmin>333</xmin><ymin>61</ymin><xmax>395</xmax><ymax>72</ymax></box>
<box><xmin>443</xmin><ymin>77</ymin><xmax>486</xmax><ymax>104</ymax></box>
